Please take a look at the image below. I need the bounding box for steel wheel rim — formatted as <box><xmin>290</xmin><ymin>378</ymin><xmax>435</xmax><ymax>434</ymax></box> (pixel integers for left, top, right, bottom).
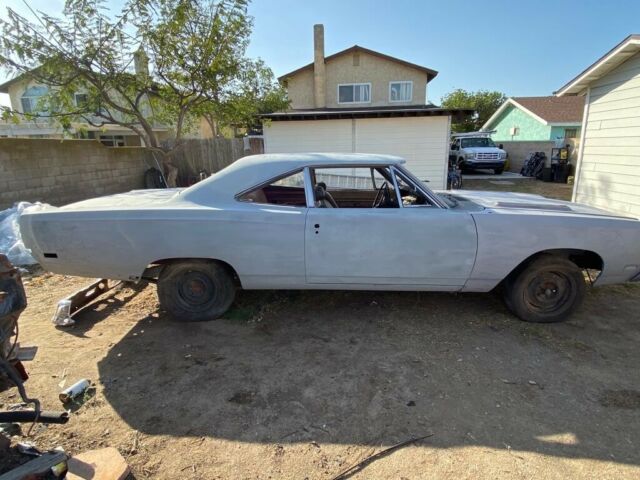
<box><xmin>524</xmin><ymin>271</ymin><xmax>573</xmax><ymax>314</ymax></box>
<box><xmin>178</xmin><ymin>271</ymin><xmax>216</xmax><ymax>308</ymax></box>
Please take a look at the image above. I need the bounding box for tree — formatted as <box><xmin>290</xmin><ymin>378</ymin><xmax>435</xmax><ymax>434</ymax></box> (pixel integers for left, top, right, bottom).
<box><xmin>0</xmin><ymin>0</ymin><xmax>288</xmax><ymax>158</ymax></box>
<box><xmin>440</xmin><ymin>89</ymin><xmax>506</xmax><ymax>133</ymax></box>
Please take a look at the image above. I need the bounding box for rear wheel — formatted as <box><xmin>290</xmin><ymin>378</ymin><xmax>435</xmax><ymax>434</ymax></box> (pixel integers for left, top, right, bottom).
<box><xmin>503</xmin><ymin>256</ymin><xmax>586</xmax><ymax>323</ymax></box>
<box><xmin>157</xmin><ymin>260</ymin><xmax>236</xmax><ymax>322</ymax></box>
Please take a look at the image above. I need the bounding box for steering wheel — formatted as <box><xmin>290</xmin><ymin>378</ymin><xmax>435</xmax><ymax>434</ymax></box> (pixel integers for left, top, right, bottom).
<box><xmin>373</xmin><ymin>181</ymin><xmax>391</xmax><ymax>208</ymax></box>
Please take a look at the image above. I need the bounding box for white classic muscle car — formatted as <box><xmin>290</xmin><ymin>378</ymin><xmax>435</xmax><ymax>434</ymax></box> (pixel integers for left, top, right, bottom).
<box><xmin>20</xmin><ymin>153</ymin><xmax>640</xmax><ymax>323</ymax></box>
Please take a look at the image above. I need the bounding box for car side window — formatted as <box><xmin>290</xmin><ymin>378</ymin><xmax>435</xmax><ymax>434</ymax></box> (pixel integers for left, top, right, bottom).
<box><xmin>393</xmin><ymin>170</ymin><xmax>432</xmax><ymax>207</ymax></box>
<box><xmin>311</xmin><ymin>167</ymin><xmax>399</xmax><ymax>208</ymax></box>
<box><xmin>238</xmin><ymin>170</ymin><xmax>307</xmax><ymax>207</ymax></box>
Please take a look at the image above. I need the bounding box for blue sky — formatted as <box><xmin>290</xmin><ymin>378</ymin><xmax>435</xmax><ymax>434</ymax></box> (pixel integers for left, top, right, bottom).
<box><xmin>2</xmin><ymin>0</ymin><xmax>640</xmax><ymax>105</ymax></box>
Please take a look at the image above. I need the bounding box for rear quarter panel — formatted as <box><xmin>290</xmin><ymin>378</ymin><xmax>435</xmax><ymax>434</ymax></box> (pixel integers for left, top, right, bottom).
<box><xmin>20</xmin><ymin>204</ymin><xmax>307</xmax><ymax>285</ymax></box>
<box><xmin>464</xmin><ymin>210</ymin><xmax>640</xmax><ymax>291</ymax></box>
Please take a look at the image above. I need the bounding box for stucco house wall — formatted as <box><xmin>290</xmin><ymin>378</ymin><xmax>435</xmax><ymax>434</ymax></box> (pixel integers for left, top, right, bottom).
<box><xmin>491</xmin><ymin>105</ymin><xmax>552</xmax><ymax>141</ymax></box>
<box><xmin>284</xmin><ymin>50</ymin><xmax>429</xmax><ymax>110</ymax></box>
<box><xmin>490</xmin><ymin>104</ymin><xmax>582</xmax><ymax>142</ymax></box>
<box><xmin>324</xmin><ymin>51</ymin><xmax>428</xmax><ymax>108</ymax></box>
<box><xmin>285</xmin><ymin>69</ymin><xmax>315</xmax><ymax>110</ymax></box>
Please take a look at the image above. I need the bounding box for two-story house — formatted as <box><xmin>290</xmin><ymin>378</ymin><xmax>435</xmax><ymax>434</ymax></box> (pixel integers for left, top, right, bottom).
<box><xmin>0</xmin><ymin>57</ymin><xmax>213</xmax><ymax>146</ymax></box>
<box><xmin>261</xmin><ymin>25</ymin><xmax>472</xmax><ymax>188</ymax></box>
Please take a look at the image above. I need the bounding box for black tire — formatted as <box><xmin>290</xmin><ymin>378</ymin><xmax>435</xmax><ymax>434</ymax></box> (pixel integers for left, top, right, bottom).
<box><xmin>494</xmin><ymin>168</ymin><xmax>504</xmax><ymax>175</ymax></box>
<box><xmin>458</xmin><ymin>159</ymin><xmax>470</xmax><ymax>174</ymax></box>
<box><xmin>503</xmin><ymin>255</ymin><xmax>586</xmax><ymax>323</ymax></box>
<box><xmin>157</xmin><ymin>260</ymin><xmax>236</xmax><ymax>322</ymax></box>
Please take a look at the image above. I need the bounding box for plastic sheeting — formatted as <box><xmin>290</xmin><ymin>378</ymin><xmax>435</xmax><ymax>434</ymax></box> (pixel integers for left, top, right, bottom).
<box><xmin>0</xmin><ymin>202</ymin><xmax>40</xmax><ymax>266</ymax></box>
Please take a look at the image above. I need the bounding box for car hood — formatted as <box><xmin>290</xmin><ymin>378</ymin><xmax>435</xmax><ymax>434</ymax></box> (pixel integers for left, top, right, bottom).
<box><xmin>446</xmin><ymin>190</ymin><xmax>636</xmax><ymax>219</ymax></box>
<box><xmin>461</xmin><ymin>147</ymin><xmax>505</xmax><ymax>154</ymax></box>
<box><xmin>57</xmin><ymin>188</ymin><xmax>185</xmax><ymax>211</ymax></box>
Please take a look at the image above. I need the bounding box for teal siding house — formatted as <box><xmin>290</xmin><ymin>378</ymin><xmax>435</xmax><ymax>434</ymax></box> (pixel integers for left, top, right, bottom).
<box><xmin>482</xmin><ymin>96</ymin><xmax>584</xmax><ymax>142</ymax></box>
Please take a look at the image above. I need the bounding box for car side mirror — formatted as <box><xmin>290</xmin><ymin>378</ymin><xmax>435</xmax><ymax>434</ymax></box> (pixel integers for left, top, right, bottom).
<box><xmin>499</xmin><ymin>144</ymin><xmax>504</xmax><ymax>149</ymax></box>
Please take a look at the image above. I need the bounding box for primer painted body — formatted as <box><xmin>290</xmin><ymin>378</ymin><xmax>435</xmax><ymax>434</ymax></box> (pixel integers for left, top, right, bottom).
<box><xmin>19</xmin><ymin>153</ymin><xmax>640</xmax><ymax>291</ymax></box>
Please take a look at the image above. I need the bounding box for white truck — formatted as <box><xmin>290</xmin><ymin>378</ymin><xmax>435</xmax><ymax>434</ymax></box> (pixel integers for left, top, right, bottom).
<box><xmin>449</xmin><ymin>131</ymin><xmax>507</xmax><ymax>175</ymax></box>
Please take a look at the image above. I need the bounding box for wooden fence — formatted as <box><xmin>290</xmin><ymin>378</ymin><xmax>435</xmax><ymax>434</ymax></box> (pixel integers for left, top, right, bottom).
<box><xmin>167</xmin><ymin>137</ymin><xmax>264</xmax><ymax>183</ymax></box>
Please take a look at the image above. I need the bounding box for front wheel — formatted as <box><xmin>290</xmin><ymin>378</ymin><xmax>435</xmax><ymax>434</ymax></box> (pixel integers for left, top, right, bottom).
<box><xmin>157</xmin><ymin>260</ymin><xmax>236</xmax><ymax>322</ymax></box>
<box><xmin>494</xmin><ymin>167</ymin><xmax>504</xmax><ymax>175</ymax></box>
<box><xmin>503</xmin><ymin>256</ymin><xmax>586</xmax><ymax>323</ymax></box>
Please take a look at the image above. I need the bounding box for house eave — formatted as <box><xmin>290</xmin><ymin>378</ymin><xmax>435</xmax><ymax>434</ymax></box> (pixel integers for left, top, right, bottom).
<box><xmin>548</xmin><ymin>122</ymin><xmax>582</xmax><ymax>127</ymax></box>
<box><xmin>482</xmin><ymin>98</ymin><xmax>583</xmax><ymax>130</ymax></box>
<box><xmin>278</xmin><ymin>45</ymin><xmax>438</xmax><ymax>83</ymax></box>
<box><xmin>261</xmin><ymin>105</ymin><xmax>473</xmax><ymax>122</ymax></box>
<box><xmin>555</xmin><ymin>35</ymin><xmax>640</xmax><ymax>96</ymax></box>
<box><xmin>482</xmin><ymin>98</ymin><xmax>552</xmax><ymax>130</ymax></box>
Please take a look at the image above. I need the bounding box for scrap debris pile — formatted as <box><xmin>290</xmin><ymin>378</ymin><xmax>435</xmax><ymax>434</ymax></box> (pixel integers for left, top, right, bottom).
<box><xmin>0</xmin><ymin>254</ymin><xmax>130</xmax><ymax>478</ymax></box>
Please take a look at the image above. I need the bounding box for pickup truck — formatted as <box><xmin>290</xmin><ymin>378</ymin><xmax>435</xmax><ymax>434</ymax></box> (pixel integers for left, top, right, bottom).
<box><xmin>449</xmin><ymin>131</ymin><xmax>507</xmax><ymax>174</ymax></box>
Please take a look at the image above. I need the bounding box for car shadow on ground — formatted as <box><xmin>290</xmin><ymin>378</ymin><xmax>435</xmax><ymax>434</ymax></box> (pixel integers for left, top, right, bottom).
<box><xmin>59</xmin><ymin>282</ymin><xmax>149</xmax><ymax>338</ymax></box>
<box><xmin>95</xmin><ymin>286</ymin><xmax>640</xmax><ymax>465</ymax></box>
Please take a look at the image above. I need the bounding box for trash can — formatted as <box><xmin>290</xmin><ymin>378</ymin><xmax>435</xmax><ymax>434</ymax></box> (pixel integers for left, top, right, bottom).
<box><xmin>553</xmin><ymin>164</ymin><xmax>571</xmax><ymax>183</ymax></box>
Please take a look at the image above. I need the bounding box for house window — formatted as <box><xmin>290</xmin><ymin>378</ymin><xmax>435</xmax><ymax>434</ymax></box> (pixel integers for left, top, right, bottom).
<box><xmin>99</xmin><ymin>135</ymin><xmax>126</xmax><ymax>147</ymax></box>
<box><xmin>389</xmin><ymin>81</ymin><xmax>412</xmax><ymax>102</ymax></box>
<box><xmin>564</xmin><ymin>128</ymin><xmax>578</xmax><ymax>139</ymax></box>
<box><xmin>74</xmin><ymin>93</ymin><xmax>88</xmax><ymax>108</ymax></box>
<box><xmin>20</xmin><ymin>86</ymin><xmax>48</xmax><ymax>115</ymax></box>
<box><xmin>338</xmin><ymin>83</ymin><xmax>371</xmax><ymax>104</ymax></box>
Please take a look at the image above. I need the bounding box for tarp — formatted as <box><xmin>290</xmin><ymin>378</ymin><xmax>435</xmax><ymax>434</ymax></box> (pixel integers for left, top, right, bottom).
<box><xmin>0</xmin><ymin>202</ymin><xmax>39</xmax><ymax>266</ymax></box>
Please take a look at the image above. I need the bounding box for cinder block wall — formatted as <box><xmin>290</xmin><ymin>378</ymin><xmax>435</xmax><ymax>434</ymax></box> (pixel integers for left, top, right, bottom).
<box><xmin>0</xmin><ymin>138</ymin><xmax>153</xmax><ymax>209</ymax></box>
<box><xmin>499</xmin><ymin>140</ymin><xmax>579</xmax><ymax>172</ymax></box>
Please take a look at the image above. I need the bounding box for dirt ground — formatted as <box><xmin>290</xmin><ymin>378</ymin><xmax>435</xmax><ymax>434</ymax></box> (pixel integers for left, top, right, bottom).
<box><xmin>2</xmin><ymin>178</ymin><xmax>640</xmax><ymax>479</ymax></box>
<box><xmin>463</xmin><ymin>175</ymin><xmax>574</xmax><ymax>201</ymax></box>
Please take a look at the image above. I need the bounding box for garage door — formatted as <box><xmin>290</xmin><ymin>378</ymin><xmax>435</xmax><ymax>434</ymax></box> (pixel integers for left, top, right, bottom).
<box><xmin>354</xmin><ymin>117</ymin><xmax>449</xmax><ymax>189</ymax></box>
<box><xmin>264</xmin><ymin>116</ymin><xmax>449</xmax><ymax>188</ymax></box>
<box><xmin>264</xmin><ymin>119</ymin><xmax>352</xmax><ymax>153</ymax></box>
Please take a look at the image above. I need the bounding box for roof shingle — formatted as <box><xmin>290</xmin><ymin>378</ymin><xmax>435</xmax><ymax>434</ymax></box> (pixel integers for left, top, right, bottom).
<box><xmin>512</xmin><ymin>96</ymin><xmax>584</xmax><ymax>124</ymax></box>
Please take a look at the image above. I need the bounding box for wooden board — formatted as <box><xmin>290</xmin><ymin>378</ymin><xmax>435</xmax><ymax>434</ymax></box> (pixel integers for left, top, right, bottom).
<box><xmin>0</xmin><ymin>452</ymin><xmax>67</xmax><ymax>480</ymax></box>
<box><xmin>66</xmin><ymin>447</ymin><xmax>129</xmax><ymax>480</ymax></box>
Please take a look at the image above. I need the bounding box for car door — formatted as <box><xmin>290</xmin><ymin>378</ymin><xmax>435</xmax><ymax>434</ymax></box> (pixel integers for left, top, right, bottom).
<box><xmin>304</xmin><ymin>167</ymin><xmax>477</xmax><ymax>288</ymax></box>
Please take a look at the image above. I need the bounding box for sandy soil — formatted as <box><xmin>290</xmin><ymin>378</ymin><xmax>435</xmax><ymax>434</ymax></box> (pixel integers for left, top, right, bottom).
<box><xmin>463</xmin><ymin>176</ymin><xmax>573</xmax><ymax>201</ymax></box>
<box><xmin>1</xmin><ymin>178</ymin><xmax>639</xmax><ymax>479</ymax></box>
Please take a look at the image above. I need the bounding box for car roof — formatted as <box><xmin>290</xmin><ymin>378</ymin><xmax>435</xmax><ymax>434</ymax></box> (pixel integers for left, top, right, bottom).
<box><xmin>182</xmin><ymin>153</ymin><xmax>406</xmax><ymax>204</ymax></box>
<box><xmin>235</xmin><ymin>152</ymin><xmax>404</xmax><ymax>168</ymax></box>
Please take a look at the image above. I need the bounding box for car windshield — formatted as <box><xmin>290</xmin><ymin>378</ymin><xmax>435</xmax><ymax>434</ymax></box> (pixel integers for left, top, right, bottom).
<box><xmin>461</xmin><ymin>137</ymin><xmax>496</xmax><ymax>148</ymax></box>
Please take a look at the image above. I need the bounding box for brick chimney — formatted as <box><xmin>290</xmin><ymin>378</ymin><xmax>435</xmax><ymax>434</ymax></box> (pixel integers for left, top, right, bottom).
<box><xmin>134</xmin><ymin>46</ymin><xmax>149</xmax><ymax>81</ymax></box>
<box><xmin>313</xmin><ymin>24</ymin><xmax>326</xmax><ymax>108</ymax></box>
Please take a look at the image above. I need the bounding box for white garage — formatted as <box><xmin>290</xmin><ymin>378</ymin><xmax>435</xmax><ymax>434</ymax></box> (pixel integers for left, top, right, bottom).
<box><xmin>262</xmin><ymin>107</ymin><xmax>471</xmax><ymax>189</ymax></box>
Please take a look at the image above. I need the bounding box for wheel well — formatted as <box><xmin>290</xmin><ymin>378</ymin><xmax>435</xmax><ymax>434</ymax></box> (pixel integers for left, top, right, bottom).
<box><xmin>506</xmin><ymin>249</ymin><xmax>603</xmax><ymax>281</ymax></box>
<box><xmin>143</xmin><ymin>258</ymin><xmax>242</xmax><ymax>287</ymax></box>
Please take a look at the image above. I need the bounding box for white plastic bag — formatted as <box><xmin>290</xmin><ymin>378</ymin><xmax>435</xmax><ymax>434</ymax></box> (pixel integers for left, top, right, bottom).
<box><xmin>0</xmin><ymin>202</ymin><xmax>40</xmax><ymax>266</ymax></box>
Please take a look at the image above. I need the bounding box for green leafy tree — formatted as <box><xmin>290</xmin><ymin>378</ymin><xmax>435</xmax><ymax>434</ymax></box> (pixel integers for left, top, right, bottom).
<box><xmin>0</xmin><ymin>0</ymin><xmax>288</xmax><ymax>159</ymax></box>
<box><xmin>440</xmin><ymin>88</ymin><xmax>507</xmax><ymax>133</ymax></box>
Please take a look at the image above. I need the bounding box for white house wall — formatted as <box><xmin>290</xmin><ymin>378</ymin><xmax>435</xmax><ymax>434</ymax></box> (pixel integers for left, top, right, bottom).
<box><xmin>575</xmin><ymin>51</ymin><xmax>640</xmax><ymax>218</ymax></box>
<box><xmin>263</xmin><ymin>116</ymin><xmax>449</xmax><ymax>188</ymax></box>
